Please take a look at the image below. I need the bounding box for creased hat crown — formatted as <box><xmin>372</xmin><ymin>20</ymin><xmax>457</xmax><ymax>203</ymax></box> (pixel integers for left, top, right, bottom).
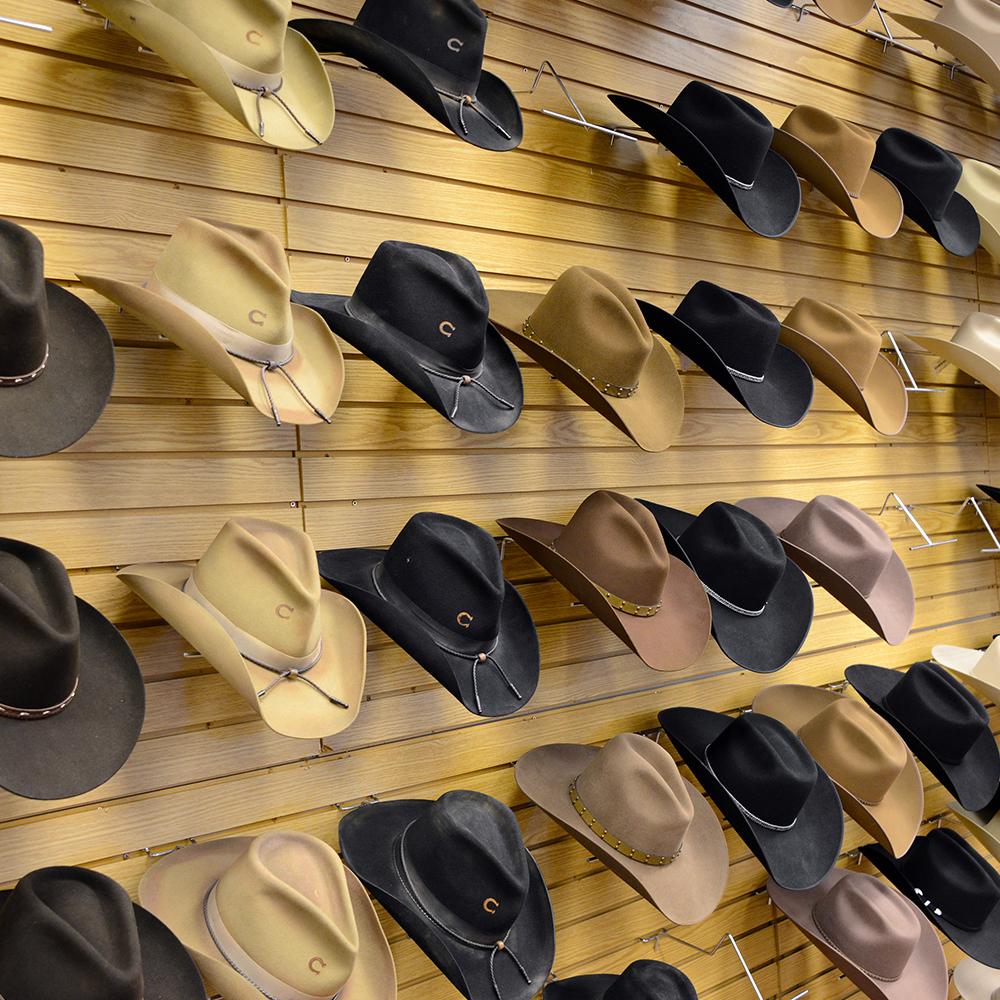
<box><xmin>952</xmin><ymin>312</ymin><xmax>1000</xmax><ymax>360</ymax></box>
<box><xmin>781</xmin><ymin>106</ymin><xmax>875</xmax><ymax>199</ymax></box>
<box><xmin>783</xmin><ymin>298</ymin><xmax>881</xmax><ymax>388</ymax></box>
<box><xmin>874</xmin><ymin>128</ymin><xmax>962</xmax><ymax>221</ymax></box>
<box><xmin>0</xmin><ymin>219</ymin><xmax>50</xmax><ymax>381</ymax></box>
<box><xmin>605</xmin><ymin>960</ymin><xmax>698</xmax><ymax>1000</ymax></box>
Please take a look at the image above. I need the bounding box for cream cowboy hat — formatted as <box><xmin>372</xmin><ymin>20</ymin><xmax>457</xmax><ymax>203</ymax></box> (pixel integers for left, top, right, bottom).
<box><xmin>956</xmin><ymin>958</ymin><xmax>1000</xmax><ymax>1000</ymax></box>
<box><xmin>958</xmin><ymin>159</ymin><xmax>1000</xmax><ymax>262</ymax></box>
<box><xmin>934</xmin><ymin>637</ymin><xmax>1000</xmax><ymax>707</ymax></box>
<box><xmin>119</xmin><ymin>517</ymin><xmax>367</xmax><ymax>740</ymax></box>
<box><xmin>85</xmin><ymin>0</ymin><xmax>334</xmax><ymax>149</ymax></box>
<box><xmin>906</xmin><ymin>313</ymin><xmax>1000</xmax><ymax>398</ymax></box>
<box><xmin>80</xmin><ymin>218</ymin><xmax>344</xmax><ymax>427</ymax></box>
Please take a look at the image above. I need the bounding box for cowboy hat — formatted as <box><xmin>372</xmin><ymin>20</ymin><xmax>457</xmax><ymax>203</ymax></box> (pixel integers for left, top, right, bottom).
<box><xmin>753</xmin><ymin>684</ymin><xmax>923</xmax><ymax>857</ymax></box>
<box><xmin>957</xmin><ymin>159</ymin><xmax>1000</xmax><ymax>260</ymax></box>
<box><xmin>608</xmin><ymin>82</ymin><xmax>802</xmax><ymax>238</ymax></box>
<box><xmin>85</xmin><ymin>0</ymin><xmax>334</xmax><ymax>149</ymax></box>
<box><xmin>544</xmin><ymin>960</ymin><xmax>698</xmax><ymax>1000</ymax></box>
<box><xmin>736</xmin><ymin>495</ymin><xmax>915</xmax><ymax>644</ymax></box>
<box><xmin>812</xmin><ymin>0</ymin><xmax>875</xmax><ymax>25</ymax></box>
<box><xmin>0</xmin><ymin>220</ymin><xmax>114</xmax><ymax>458</ymax></box>
<box><xmin>0</xmin><ymin>537</ymin><xmax>144</xmax><ymax>800</ymax></box>
<box><xmin>339</xmin><ymin>790</ymin><xmax>555</xmax><ymax>1000</ymax></box>
<box><xmin>318</xmin><ymin>512</ymin><xmax>539</xmax><ymax>718</ymax></box>
<box><xmin>516</xmin><ymin>733</ymin><xmax>728</xmax><ymax>925</ymax></box>
<box><xmin>905</xmin><ymin>313</ymin><xmax>1000</xmax><ymax>398</ymax></box>
<box><xmin>139</xmin><ymin>832</ymin><xmax>396</xmax><ymax>1000</ymax></box>
<box><xmin>639</xmin><ymin>281</ymin><xmax>814</xmax><ymax>427</ymax></box>
<box><xmin>0</xmin><ymin>866</ymin><xmax>206</xmax><ymax>1000</ymax></box>
<box><xmin>772</xmin><ymin>106</ymin><xmax>904</xmax><ymax>238</ymax></box>
<box><xmin>118</xmin><ymin>517</ymin><xmax>367</xmax><ymax>740</ymax></box>
<box><xmin>933</xmin><ymin>636</ymin><xmax>1000</xmax><ymax>707</ymax></box>
<box><xmin>956</xmin><ymin>958</ymin><xmax>1000</xmax><ymax>1000</ymax></box>
<box><xmin>80</xmin><ymin>218</ymin><xmax>344</xmax><ymax>427</ymax></box>
<box><xmin>951</xmin><ymin>794</ymin><xmax>1000</xmax><ymax>867</ymax></box>
<box><xmin>498</xmin><ymin>491</ymin><xmax>712</xmax><ymax>672</ymax></box>
<box><xmin>293</xmin><ymin>0</ymin><xmax>521</xmax><ymax>151</ymax></box>
<box><xmin>638</xmin><ymin>500</ymin><xmax>814</xmax><ymax>674</ymax></box>
<box><xmin>293</xmin><ymin>241</ymin><xmax>523</xmax><ymax>434</ymax></box>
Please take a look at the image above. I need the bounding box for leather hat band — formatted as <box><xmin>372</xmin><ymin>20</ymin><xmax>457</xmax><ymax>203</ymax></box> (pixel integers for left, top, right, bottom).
<box><xmin>0</xmin><ymin>345</ymin><xmax>49</xmax><ymax>387</ymax></box>
<box><xmin>594</xmin><ymin>583</ymin><xmax>661</xmax><ymax>617</ymax></box>
<box><xmin>0</xmin><ymin>676</ymin><xmax>78</xmax><ymax>720</ymax></box>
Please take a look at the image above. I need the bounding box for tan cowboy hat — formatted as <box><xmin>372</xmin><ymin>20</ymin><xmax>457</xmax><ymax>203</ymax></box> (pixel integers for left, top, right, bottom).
<box><xmin>906</xmin><ymin>313</ymin><xmax>1000</xmax><ymax>398</ymax></box>
<box><xmin>498</xmin><ymin>491</ymin><xmax>712</xmax><ymax>672</ymax></box>
<box><xmin>86</xmin><ymin>0</ymin><xmax>334</xmax><ymax>149</ymax></box>
<box><xmin>952</xmin><ymin>799</ymin><xmax>1000</xmax><ymax>865</ymax></box>
<box><xmin>958</xmin><ymin>159</ymin><xmax>1000</xmax><ymax>260</ymax></box>
<box><xmin>139</xmin><ymin>832</ymin><xmax>396</xmax><ymax>1000</ymax></box>
<box><xmin>487</xmin><ymin>267</ymin><xmax>684</xmax><ymax>452</ymax></box>
<box><xmin>118</xmin><ymin>517</ymin><xmax>367</xmax><ymax>740</ymax></box>
<box><xmin>934</xmin><ymin>637</ymin><xmax>1000</xmax><ymax>705</ymax></box>
<box><xmin>814</xmin><ymin>0</ymin><xmax>875</xmax><ymax>25</ymax></box>
<box><xmin>778</xmin><ymin>299</ymin><xmax>908</xmax><ymax>434</ymax></box>
<box><xmin>956</xmin><ymin>957</ymin><xmax>1000</xmax><ymax>1000</ymax></box>
<box><xmin>516</xmin><ymin>733</ymin><xmax>728</xmax><ymax>925</ymax></box>
<box><xmin>753</xmin><ymin>684</ymin><xmax>924</xmax><ymax>857</ymax></box>
<box><xmin>80</xmin><ymin>218</ymin><xmax>343</xmax><ymax>427</ymax></box>
<box><xmin>772</xmin><ymin>106</ymin><xmax>904</xmax><ymax>238</ymax></box>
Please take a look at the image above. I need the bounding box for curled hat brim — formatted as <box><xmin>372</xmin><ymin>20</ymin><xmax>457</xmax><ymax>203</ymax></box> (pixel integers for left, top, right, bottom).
<box><xmin>906</xmin><ymin>332</ymin><xmax>1000</xmax><ymax>399</ymax></box>
<box><xmin>957</xmin><ymin>162</ymin><xmax>1000</xmax><ymax>260</ymax></box>
<box><xmin>932</xmin><ymin>642</ymin><xmax>1000</xmax><ymax>709</ymax></box>
<box><xmin>951</xmin><ymin>800</ymin><xmax>1000</xmax><ymax>870</ymax></box>
<box><xmin>873</xmin><ymin>171</ymin><xmax>981</xmax><ymax>256</ymax></box>
<box><xmin>813</xmin><ymin>0</ymin><xmax>875</xmax><ymax>25</ymax></box>
<box><xmin>953</xmin><ymin>957</ymin><xmax>1000</xmax><ymax>1000</ymax></box>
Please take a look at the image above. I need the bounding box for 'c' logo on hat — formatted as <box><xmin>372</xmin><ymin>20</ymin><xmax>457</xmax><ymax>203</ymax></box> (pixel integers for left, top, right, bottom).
<box><xmin>276</xmin><ymin>604</ymin><xmax>294</xmax><ymax>619</ymax></box>
<box><xmin>439</xmin><ymin>321</ymin><xmax>456</xmax><ymax>338</ymax></box>
<box><xmin>483</xmin><ymin>898</ymin><xmax>500</xmax><ymax>914</ymax></box>
<box><xmin>456</xmin><ymin>611</ymin><xmax>474</xmax><ymax>628</ymax></box>
<box><xmin>246</xmin><ymin>29</ymin><xmax>263</xmax><ymax>44</ymax></box>
<box><xmin>448</xmin><ymin>37</ymin><xmax>464</xmax><ymax>51</ymax></box>
<box><xmin>249</xmin><ymin>310</ymin><xmax>267</xmax><ymax>326</ymax></box>
<box><xmin>309</xmin><ymin>957</ymin><xmax>327</xmax><ymax>975</ymax></box>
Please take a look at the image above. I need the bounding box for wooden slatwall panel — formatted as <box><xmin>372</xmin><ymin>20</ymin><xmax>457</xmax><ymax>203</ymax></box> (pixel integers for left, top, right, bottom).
<box><xmin>1</xmin><ymin>0</ymin><xmax>999</xmax><ymax>996</ymax></box>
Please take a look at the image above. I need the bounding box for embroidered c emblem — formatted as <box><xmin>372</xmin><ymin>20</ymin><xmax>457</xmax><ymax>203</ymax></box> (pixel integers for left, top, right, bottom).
<box><xmin>448</xmin><ymin>37</ymin><xmax>464</xmax><ymax>52</ymax></box>
<box><xmin>276</xmin><ymin>604</ymin><xmax>294</xmax><ymax>620</ymax></box>
<box><xmin>309</xmin><ymin>957</ymin><xmax>327</xmax><ymax>975</ymax></box>
<box><xmin>248</xmin><ymin>309</ymin><xmax>267</xmax><ymax>327</ymax></box>
<box><xmin>439</xmin><ymin>321</ymin><xmax>456</xmax><ymax>338</ymax></box>
<box><xmin>483</xmin><ymin>897</ymin><xmax>500</xmax><ymax>914</ymax></box>
<box><xmin>456</xmin><ymin>611</ymin><xmax>474</xmax><ymax>628</ymax></box>
<box><xmin>246</xmin><ymin>29</ymin><xmax>263</xmax><ymax>45</ymax></box>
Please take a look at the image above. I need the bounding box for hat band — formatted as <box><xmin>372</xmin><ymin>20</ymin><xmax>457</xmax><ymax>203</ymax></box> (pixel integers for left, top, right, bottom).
<box><xmin>569</xmin><ymin>779</ymin><xmax>682</xmax><ymax>866</ymax></box>
<box><xmin>703</xmin><ymin>752</ymin><xmax>797</xmax><ymax>831</ymax></box>
<box><xmin>703</xmin><ymin>584</ymin><xmax>766</xmax><ymax>617</ymax></box>
<box><xmin>549</xmin><ymin>541</ymin><xmax>662</xmax><ymax>617</ymax></box>
<box><xmin>724</xmin><ymin>172</ymin><xmax>756</xmax><ymax>190</ymax></box>
<box><xmin>0</xmin><ymin>345</ymin><xmax>49</xmax><ymax>387</ymax></box>
<box><xmin>204</xmin><ymin>882</ymin><xmax>342</xmax><ymax>1000</ymax></box>
<box><xmin>0</xmin><ymin>676</ymin><xmax>78</xmax><ymax>720</ymax></box>
<box><xmin>811</xmin><ymin>901</ymin><xmax>903</xmax><ymax>983</ymax></box>
<box><xmin>725</xmin><ymin>363</ymin><xmax>765</xmax><ymax>383</ymax></box>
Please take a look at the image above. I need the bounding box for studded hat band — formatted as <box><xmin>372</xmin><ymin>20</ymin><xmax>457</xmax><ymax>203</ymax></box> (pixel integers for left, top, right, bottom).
<box><xmin>594</xmin><ymin>583</ymin><xmax>661</xmax><ymax>617</ymax></box>
<box><xmin>569</xmin><ymin>779</ymin><xmax>682</xmax><ymax>866</ymax></box>
<box><xmin>0</xmin><ymin>676</ymin><xmax>78</xmax><ymax>720</ymax></box>
<box><xmin>0</xmin><ymin>345</ymin><xmax>49</xmax><ymax>387</ymax></box>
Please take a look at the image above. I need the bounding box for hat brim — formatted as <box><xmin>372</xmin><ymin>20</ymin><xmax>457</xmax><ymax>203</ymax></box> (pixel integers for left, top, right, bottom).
<box><xmin>0</xmin><ymin>598</ymin><xmax>144</xmax><ymax>800</ymax></box>
<box><xmin>767</xmin><ymin>868</ymin><xmax>949</xmax><ymax>1000</ymax></box>
<box><xmin>291</xmin><ymin>291</ymin><xmax>523</xmax><ymax>434</ymax></box>
<box><xmin>0</xmin><ymin>283</ymin><xmax>114</xmax><ymax>458</ymax></box>
<box><xmin>316</xmin><ymin>547</ymin><xmax>539</xmax><ymax>718</ymax></box>
<box><xmin>814</xmin><ymin>0</ymin><xmax>875</xmax><ymax>25</ymax></box>
<box><xmin>639</xmin><ymin>299</ymin><xmax>814</xmax><ymax>427</ymax></box>
<box><xmin>290</xmin><ymin>18</ymin><xmax>521</xmax><ymax>151</ymax></box>
<box><xmin>957</xmin><ymin>162</ymin><xmax>1000</xmax><ymax>261</ymax></box>
<box><xmin>138</xmin><ymin>837</ymin><xmax>395</xmax><ymax>1000</ymax></box>
<box><xmin>496</xmin><ymin>516</ymin><xmax>711</xmax><ymax>672</ymax></box>
<box><xmin>845</xmin><ymin>663</ymin><xmax>1000</xmax><ymax>812</ymax></box>
<box><xmin>906</xmin><ymin>333</ymin><xmax>1000</xmax><ymax>399</ymax></box>
<box><xmin>951</xmin><ymin>800</ymin><xmax>1000</xmax><ymax>867</ymax></box>
<box><xmin>659</xmin><ymin>707</ymin><xmax>844</xmax><ymax>890</ymax></box>
<box><xmin>638</xmin><ymin>501</ymin><xmax>814</xmax><ymax>674</ymax></box>
<box><xmin>978</xmin><ymin>483</ymin><xmax>1000</xmax><ymax>504</ymax></box>
<box><xmin>932</xmin><ymin>643</ymin><xmax>1000</xmax><ymax>708</ymax></box>
<box><xmin>954</xmin><ymin>957</ymin><xmax>1000</xmax><ymax>1000</ymax></box>
<box><xmin>752</xmin><ymin>684</ymin><xmax>924</xmax><ymax>858</ymax></box>
<box><xmin>339</xmin><ymin>800</ymin><xmax>554</xmax><ymax>1000</ymax></box>
<box><xmin>117</xmin><ymin>562</ymin><xmax>366</xmax><ymax>740</ymax></box>
<box><xmin>543</xmin><ymin>974</ymin><xmax>618</xmax><ymax>1000</ymax></box>
<box><xmin>486</xmin><ymin>289</ymin><xmax>684</xmax><ymax>452</ymax></box>
<box><xmin>771</xmin><ymin>128</ymin><xmax>904</xmax><ymax>238</ymax></box>
<box><xmin>514</xmin><ymin>743</ymin><xmax>728</xmax><ymax>925</ymax></box>
<box><xmin>79</xmin><ymin>274</ymin><xmax>344</xmax><ymax>426</ymax></box>
<box><xmin>886</xmin><ymin>12</ymin><xmax>1000</xmax><ymax>92</ymax></box>
<box><xmin>736</xmin><ymin>496</ymin><xmax>915</xmax><ymax>644</ymax></box>
<box><xmin>607</xmin><ymin>95</ymin><xmax>802</xmax><ymax>238</ymax></box>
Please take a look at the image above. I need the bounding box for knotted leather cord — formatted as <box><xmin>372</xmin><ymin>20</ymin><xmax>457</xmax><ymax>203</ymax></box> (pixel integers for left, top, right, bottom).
<box><xmin>226</xmin><ymin>347</ymin><xmax>333</xmax><ymax>428</ymax></box>
<box><xmin>418</xmin><ymin>362</ymin><xmax>516</xmax><ymax>420</ymax></box>
<box><xmin>233</xmin><ymin>77</ymin><xmax>322</xmax><ymax>144</ymax></box>
<box><xmin>435</xmin><ymin>89</ymin><xmax>512</xmax><ymax>140</ymax></box>
<box><xmin>702</xmin><ymin>754</ymin><xmax>797</xmax><ymax>832</ymax></box>
<box><xmin>255</xmin><ymin>662</ymin><xmax>349</xmax><ymax>710</ymax></box>
<box><xmin>0</xmin><ymin>345</ymin><xmax>49</xmax><ymax>386</ymax></box>
<box><xmin>394</xmin><ymin>822</ymin><xmax>532</xmax><ymax>1000</ymax></box>
<box><xmin>0</xmin><ymin>677</ymin><xmax>78</xmax><ymax>720</ymax></box>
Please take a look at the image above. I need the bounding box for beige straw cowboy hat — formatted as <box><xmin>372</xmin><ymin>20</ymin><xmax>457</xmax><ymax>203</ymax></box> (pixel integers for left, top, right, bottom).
<box><xmin>934</xmin><ymin>637</ymin><xmax>1000</xmax><ymax>706</ymax></box>
<box><xmin>80</xmin><ymin>218</ymin><xmax>344</xmax><ymax>427</ymax></box>
<box><xmin>906</xmin><ymin>313</ymin><xmax>1000</xmax><ymax>397</ymax></box>
<box><xmin>86</xmin><ymin>0</ymin><xmax>334</xmax><ymax>149</ymax></box>
<box><xmin>958</xmin><ymin>159</ymin><xmax>1000</xmax><ymax>260</ymax></box>
<box><xmin>119</xmin><ymin>517</ymin><xmax>367</xmax><ymax>740</ymax></box>
<box><xmin>139</xmin><ymin>832</ymin><xmax>396</xmax><ymax>1000</ymax></box>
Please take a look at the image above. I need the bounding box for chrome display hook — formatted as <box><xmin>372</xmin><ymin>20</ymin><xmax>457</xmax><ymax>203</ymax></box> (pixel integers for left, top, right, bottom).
<box><xmin>0</xmin><ymin>15</ymin><xmax>52</xmax><ymax>30</ymax></box>
<box><xmin>959</xmin><ymin>497</ymin><xmax>1000</xmax><ymax>554</ymax></box>
<box><xmin>878</xmin><ymin>492</ymin><xmax>958</xmax><ymax>550</ymax></box>
<box><xmin>883</xmin><ymin>331</ymin><xmax>944</xmax><ymax>393</ymax></box>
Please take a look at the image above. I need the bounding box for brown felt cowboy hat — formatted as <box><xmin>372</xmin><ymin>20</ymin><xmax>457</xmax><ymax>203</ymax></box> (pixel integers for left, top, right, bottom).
<box><xmin>516</xmin><ymin>733</ymin><xmax>728</xmax><ymax>925</ymax></box>
<box><xmin>80</xmin><ymin>218</ymin><xmax>344</xmax><ymax>427</ymax></box>
<box><xmin>139</xmin><ymin>832</ymin><xmax>396</xmax><ymax>1000</ymax></box>
<box><xmin>753</xmin><ymin>684</ymin><xmax>924</xmax><ymax>857</ymax></box>
<box><xmin>487</xmin><ymin>267</ymin><xmax>683</xmax><ymax>452</ymax></box>
<box><xmin>118</xmin><ymin>517</ymin><xmax>367</xmax><ymax>740</ymax></box>
<box><xmin>498</xmin><ymin>492</ymin><xmax>711</xmax><ymax>672</ymax></box>
<box><xmin>907</xmin><ymin>313</ymin><xmax>1000</xmax><ymax>398</ymax></box>
<box><xmin>958</xmin><ymin>159</ymin><xmax>1000</xmax><ymax>261</ymax></box>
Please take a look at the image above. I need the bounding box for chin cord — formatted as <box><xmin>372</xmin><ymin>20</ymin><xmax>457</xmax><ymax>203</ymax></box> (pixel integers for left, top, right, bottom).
<box><xmin>228</xmin><ymin>348</ymin><xmax>334</xmax><ymax>427</ymax></box>
<box><xmin>435</xmin><ymin>89</ymin><xmax>512</xmax><ymax>140</ymax></box>
<box><xmin>435</xmin><ymin>635</ymin><xmax>522</xmax><ymax>713</ymax></box>
<box><xmin>233</xmin><ymin>77</ymin><xmax>322</xmax><ymax>144</ymax></box>
<box><xmin>256</xmin><ymin>667</ymin><xmax>350</xmax><ymax>710</ymax></box>
<box><xmin>419</xmin><ymin>363</ymin><xmax>516</xmax><ymax>420</ymax></box>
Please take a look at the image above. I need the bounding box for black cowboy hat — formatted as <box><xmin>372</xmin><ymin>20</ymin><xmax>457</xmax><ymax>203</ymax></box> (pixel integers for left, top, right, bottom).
<box><xmin>639</xmin><ymin>282</ymin><xmax>814</xmax><ymax>427</ymax></box>
<box><xmin>0</xmin><ymin>537</ymin><xmax>144</xmax><ymax>800</ymax></box>
<box><xmin>0</xmin><ymin>866</ymin><xmax>206</xmax><ymax>1000</ymax></box>
<box><xmin>872</xmin><ymin>128</ymin><xmax>980</xmax><ymax>256</ymax></box>
<box><xmin>862</xmin><ymin>829</ymin><xmax>1000</xmax><ymax>968</ymax></box>
<box><xmin>637</xmin><ymin>500</ymin><xmax>813</xmax><ymax>673</ymax></box>
<box><xmin>340</xmin><ymin>790</ymin><xmax>555</xmax><ymax>1000</ymax></box>
<box><xmin>544</xmin><ymin>960</ymin><xmax>698</xmax><ymax>1000</ymax></box>
<box><xmin>846</xmin><ymin>660</ymin><xmax>1000</xmax><ymax>812</ymax></box>
<box><xmin>0</xmin><ymin>220</ymin><xmax>114</xmax><ymax>457</ymax></box>
<box><xmin>659</xmin><ymin>708</ymin><xmax>844</xmax><ymax>890</ymax></box>
<box><xmin>293</xmin><ymin>241</ymin><xmax>523</xmax><ymax>434</ymax></box>
<box><xmin>318</xmin><ymin>512</ymin><xmax>539</xmax><ymax>717</ymax></box>
<box><xmin>977</xmin><ymin>484</ymin><xmax>1000</xmax><ymax>504</ymax></box>
<box><xmin>292</xmin><ymin>0</ymin><xmax>522</xmax><ymax>151</ymax></box>
<box><xmin>608</xmin><ymin>82</ymin><xmax>801</xmax><ymax>238</ymax></box>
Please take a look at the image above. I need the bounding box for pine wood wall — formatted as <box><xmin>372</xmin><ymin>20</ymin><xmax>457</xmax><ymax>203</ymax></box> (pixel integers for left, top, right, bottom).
<box><xmin>2</xmin><ymin>0</ymin><xmax>1000</xmax><ymax>997</ymax></box>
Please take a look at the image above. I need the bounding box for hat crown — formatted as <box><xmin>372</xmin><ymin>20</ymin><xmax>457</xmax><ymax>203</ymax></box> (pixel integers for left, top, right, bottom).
<box><xmin>604</xmin><ymin>960</ymin><xmax>698</xmax><ymax>1000</ymax></box>
<box><xmin>554</xmin><ymin>491</ymin><xmax>669</xmax><ymax>610</ymax></box>
<box><xmin>812</xmin><ymin>873</ymin><xmax>920</xmax><ymax>981</ymax></box>
<box><xmin>957</xmin><ymin>159</ymin><xmax>1000</xmax><ymax>229</ymax></box>
<box><xmin>352</xmin><ymin>241</ymin><xmax>489</xmax><ymax>372</ymax></box>
<box><xmin>382</xmin><ymin>512</ymin><xmax>504</xmax><ymax>644</ymax></box>
<box><xmin>190</xmin><ymin>518</ymin><xmax>323</xmax><ymax>659</ymax></box>
<box><xmin>783</xmin><ymin>298</ymin><xmax>881</xmax><ymax>388</ymax></box>
<box><xmin>937</xmin><ymin>0</ymin><xmax>1000</xmax><ymax>44</ymax></box>
<box><xmin>674</xmin><ymin>281</ymin><xmax>780</xmax><ymax>379</ymax></box>
<box><xmin>0</xmin><ymin>220</ymin><xmax>50</xmax><ymax>382</ymax></box>
<box><xmin>668</xmin><ymin>81</ymin><xmax>773</xmax><ymax>187</ymax></box>
<box><xmin>0</xmin><ymin>867</ymin><xmax>144</xmax><ymax>1000</ymax></box>
<box><xmin>528</xmin><ymin>267</ymin><xmax>655</xmax><ymax>396</ymax></box>
<box><xmin>575</xmin><ymin>733</ymin><xmax>695</xmax><ymax>859</ymax></box>
<box><xmin>0</xmin><ymin>538</ymin><xmax>80</xmax><ymax>713</ymax></box>
<box><xmin>952</xmin><ymin>312</ymin><xmax>1000</xmax><ymax>360</ymax></box>
<box><xmin>706</xmin><ymin>713</ymin><xmax>818</xmax><ymax>828</ymax></box>
<box><xmin>214</xmin><ymin>832</ymin><xmax>360</xmax><ymax>994</ymax></box>
<box><xmin>781</xmin><ymin>106</ymin><xmax>875</xmax><ymax>199</ymax></box>
<box><xmin>873</xmin><ymin>128</ymin><xmax>962</xmax><ymax>221</ymax></box>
